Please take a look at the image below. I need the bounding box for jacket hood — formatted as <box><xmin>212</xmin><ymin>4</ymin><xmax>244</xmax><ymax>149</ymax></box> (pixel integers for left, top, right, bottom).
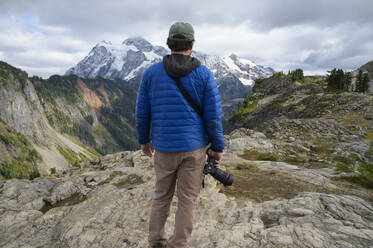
<box><xmin>163</xmin><ymin>54</ymin><xmax>201</xmax><ymax>78</ymax></box>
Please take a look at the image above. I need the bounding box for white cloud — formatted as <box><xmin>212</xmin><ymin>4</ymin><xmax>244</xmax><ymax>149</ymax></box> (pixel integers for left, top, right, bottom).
<box><xmin>0</xmin><ymin>0</ymin><xmax>372</xmax><ymax>77</ymax></box>
<box><xmin>0</xmin><ymin>14</ymin><xmax>91</xmax><ymax>78</ymax></box>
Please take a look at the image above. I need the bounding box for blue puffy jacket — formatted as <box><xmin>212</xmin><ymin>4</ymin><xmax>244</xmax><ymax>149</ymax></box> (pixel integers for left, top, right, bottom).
<box><xmin>136</xmin><ymin>54</ymin><xmax>225</xmax><ymax>152</ymax></box>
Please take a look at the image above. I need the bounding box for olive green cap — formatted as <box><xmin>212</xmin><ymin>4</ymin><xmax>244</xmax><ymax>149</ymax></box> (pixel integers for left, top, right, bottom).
<box><xmin>168</xmin><ymin>22</ymin><xmax>195</xmax><ymax>41</ymax></box>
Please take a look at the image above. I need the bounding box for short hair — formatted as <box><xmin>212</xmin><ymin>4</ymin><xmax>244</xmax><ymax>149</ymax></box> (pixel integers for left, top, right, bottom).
<box><xmin>167</xmin><ymin>37</ymin><xmax>193</xmax><ymax>52</ymax></box>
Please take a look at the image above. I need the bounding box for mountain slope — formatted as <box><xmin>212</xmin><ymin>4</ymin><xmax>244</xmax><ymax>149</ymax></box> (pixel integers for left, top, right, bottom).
<box><xmin>229</xmin><ymin>74</ymin><xmax>373</xmax><ymax>187</ymax></box>
<box><xmin>0</xmin><ymin>117</ymin><xmax>40</xmax><ymax>180</ymax></box>
<box><xmin>0</xmin><ymin>61</ymin><xmax>138</xmax><ymax>175</ymax></box>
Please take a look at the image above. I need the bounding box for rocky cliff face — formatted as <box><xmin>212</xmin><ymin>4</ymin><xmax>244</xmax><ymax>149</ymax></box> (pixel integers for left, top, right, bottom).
<box><xmin>0</xmin><ymin>130</ymin><xmax>372</xmax><ymax>248</ymax></box>
<box><xmin>0</xmin><ymin>62</ymin><xmax>73</xmax><ymax>174</ymax></box>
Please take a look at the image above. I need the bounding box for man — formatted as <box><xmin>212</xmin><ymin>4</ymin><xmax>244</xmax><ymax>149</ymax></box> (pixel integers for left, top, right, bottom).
<box><xmin>136</xmin><ymin>22</ymin><xmax>225</xmax><ymax>248</ymax></box>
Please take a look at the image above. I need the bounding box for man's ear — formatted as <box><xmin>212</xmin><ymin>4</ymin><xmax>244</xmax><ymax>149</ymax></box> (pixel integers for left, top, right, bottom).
<box><xmin>189</xmin><ymin>41</ymin><xmax>194</xmax><ymax>52</ymax></box>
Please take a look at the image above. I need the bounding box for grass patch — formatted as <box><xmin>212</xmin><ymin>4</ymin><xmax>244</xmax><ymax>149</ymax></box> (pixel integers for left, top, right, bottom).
<box><xmin>358</xmin><ymin>159</ymin><xmax>373</xmax><ymax>185</ymax></box>
<box><xmin>0</xmin><ymin>157</ymin><xmax>40</xmax><ymax>180</ymax></box>
<box><xmin>272</xmin><ymin>102</ymin><xmax>285</xmax><ymax>109</ymax></box>
<box><xmin>85</xmin><ymin>146</ymin><xmax>101</xmax><ymax>157</ymax></box>
<box><xmin>57</xmin><ymin>145</ymin><xmax>89</xmax><ymax>167</ymax></box>
<box><xmin>339</xmin><ymin>176</ymin><xmax>373</xmax><ymax>189</ymax></box>
<box><xmin>0</xmin><ymin>122</ymin><xmax>41</xmax><ymax>179</ymax></box>
<box><xmin>229</xmin><ymin>99</ymin><xmax>259</xmax><ymax>123</ymax></box>
<box><xmin>365</xmin><ymin>133</ymin><xmax>373</xmax><ymax>142</ymax></box>
<box><xmin>342</xmin><ymin>112</ymin><xmax>369</xmax><ymax>127</ymax></box>
<box><xmin>283</xmin><ymin>155</ymin><xmax>307</xmax><ymax>165</ymax></box>
<box><xmin>310</xmin><ymin>143</ymin><xmax>333</xmax><ymax>155</ymax></box>
<box><xmin>335</xmin><ymin>163</ymin><xmax>353</xmax><ymax>173</ymax></box>
<box><xmin>334</xmin><ymin>155</ymin><xmax>354</xmax><ymax>165</ymax></box>
<box><xmin>241</xmin><ymin>150</ymin><xmax>278</xmax><ymax>161</ymax></box>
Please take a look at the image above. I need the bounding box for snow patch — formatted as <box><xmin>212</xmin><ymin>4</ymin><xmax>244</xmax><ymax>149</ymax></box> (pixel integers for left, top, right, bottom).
<box><xmin>223</xmin><ymin>56</ymin><xmax>242</xmax><ymax>72</ymax></box>
<box><xmin>239</xmin><ymin>77</ymin><xmax>254</xmax><ymax>86</ymax></box>
<box><xmin>238</xmin><ymin>57</ymin><xmax>256</xmax><ymax>68</ymax></box>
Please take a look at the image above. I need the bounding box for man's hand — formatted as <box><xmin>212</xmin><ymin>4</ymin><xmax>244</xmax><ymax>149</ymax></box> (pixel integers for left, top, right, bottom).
<box><xmin>141</xmin><ymin>142</ymin><xmax>154</xmax><ymax>157</ymax></box>
<box><xmin>209</xmin><ymin>150</ymin><xmax>222</xmax><ymax>164</ymax></box>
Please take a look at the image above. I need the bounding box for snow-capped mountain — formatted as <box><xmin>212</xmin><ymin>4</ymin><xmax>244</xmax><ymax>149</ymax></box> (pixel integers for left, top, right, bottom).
<box><xmin>66</xmin><ymin>38</ymin><xmax>168</xmax><ymax>82</ymax></box>
<box><xmin>66</xmin><ymin>37</ymin><xmax>274</xmax><ymax>100</ymax></box>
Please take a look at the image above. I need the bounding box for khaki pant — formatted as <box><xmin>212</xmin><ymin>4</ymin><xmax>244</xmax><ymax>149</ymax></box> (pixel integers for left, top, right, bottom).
<box><xmin>148</xmin><ymin>146</ymin><xmax>207</xmax><ymax>248</ymax></box>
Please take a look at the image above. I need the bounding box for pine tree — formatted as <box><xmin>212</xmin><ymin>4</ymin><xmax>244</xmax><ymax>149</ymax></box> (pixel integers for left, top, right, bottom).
<box><xmin>343</xmin><ymin>72</ymin><xmax>352</xmax><ymax>91</ymax></box>
<box><xmin>326</xmin><ymin>68</ymin><xmax>351</xmax><ymax>91</ymax></box>
<box><xmin>362</xmin><ymin>73</ymin><xmax>370</xmax><ymax>93</ymax></box>
<box><xmin>237</xmin><ymin>102</ymin><xmax>243</xmax><ymax>112</ymax></box>
<box><xmin>289</xmin><ymin>69</ymin><xmax>304</xmax><ymax>83</ymax></box>
<box><xmin>327</xmin><ymin>68</ymin><xmax>338</xmax><ymax>90</ymax></box>
<box><xmin>355</xmin><ymin>70</ymin><xmax>363</xmax><ymax>92</ymax></box>
<box><xmin>243</xmin><ymin>92</ymin><xmax>249</xmax><ymax>108</ymax></box>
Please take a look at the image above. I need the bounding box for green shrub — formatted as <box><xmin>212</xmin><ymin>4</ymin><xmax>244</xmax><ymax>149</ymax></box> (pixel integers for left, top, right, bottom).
<box><xmin>357</xmin><ymin>148</ymin><xmax>373</xmax><ymax>184</ymax></box>
<box><xmin>335</xmin><ymin>163</ymin><xmax>353</xmax><ymax>173</ymax></box>
<box><xmin>57</xmin><ymin>145</ymin><xmax>89</xmax><ymax>166</ymax></box>
<box><xmin>358</xmin><ymin>162</ymin><xmax>373</xmax><ymax>184</ymax></box>
<box><xmin>284</xmin><ymin>156</ymin><xmax>307</xmax><ymax>165</ymax></box>
<box><xmin>271</xmin><ymin>72</ymin><xmax>285</xmax><ymax>78</ymax></box>
<box><xmin>241</xmin><ymin>151</ymin><xmax>278</xmax><ymax>161</ymax></box>
<box><xmin>257</xmin><ymin>153</ymin><xmax>278</xmax><ymax>161</ymax></box>
<box><xmin>0</xmin><ymin>158</ymin><xmax>40</xmax><ymax>180</ymax></box>
<box><xmin>0</xmin><ymin>123</ymin><xmax>41</xmax><ymax>179</ymax></box>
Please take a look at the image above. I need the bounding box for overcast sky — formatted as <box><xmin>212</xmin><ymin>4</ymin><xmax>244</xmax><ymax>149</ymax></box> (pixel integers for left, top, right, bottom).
<box><xmin>1</xmin><ymin>0</ymin><xmax>372</xmax><ymax>78</ymax></box>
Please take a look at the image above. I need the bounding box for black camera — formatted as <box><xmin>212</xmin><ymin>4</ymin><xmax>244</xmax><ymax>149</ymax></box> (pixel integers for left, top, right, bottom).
<box><xmin>203</xmin><ymin>150</ymin><xmax>234</xmax><ymax>186</ymax></box>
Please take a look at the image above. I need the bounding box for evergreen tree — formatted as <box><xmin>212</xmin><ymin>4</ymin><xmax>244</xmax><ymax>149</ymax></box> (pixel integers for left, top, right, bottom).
<box><xmin>289</xmin><ymin>69</ymin><xmax>304</xmax><ymax>83</ymax></box>
<box><xmin>237</xmin><ymin>102</ymin><xmax>243</xmax><ymax>112</ymax></box>
<box><xmin>326</xmin><ymin>68</ymin><xmax>351</xmax><ymax>91</ymax></box>
<box><xmin>243</xmin><ymin>92</ymin><xmax>249</xmax><ymax>108</ymax></box>
<box><xmin>355</xmin><ymin>70</ymin><xmax>363</xmax><ymax>92</ymax></box>
<box><xmin>362</xmin><ymin>73</ymin><xmax>370</xmax><ymax>93</ymax></box>
<box><xmin>344</xmin><ymin>72</ymin><xmax>352</xmax><ymax>91</ymax></box>
<box><xmin>355</xmin><ymin>70</ymin><xmax>370</xmax><ymax>93</ymax></box>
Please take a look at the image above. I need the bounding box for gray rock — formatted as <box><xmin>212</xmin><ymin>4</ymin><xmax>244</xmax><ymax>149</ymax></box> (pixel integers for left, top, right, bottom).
<box><xmin>225</xmin><ymin>128</ymin><xmax>275</xmax><ymax>153</ymax></box>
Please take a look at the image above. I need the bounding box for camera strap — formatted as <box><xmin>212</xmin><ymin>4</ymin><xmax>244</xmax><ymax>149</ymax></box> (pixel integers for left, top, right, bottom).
<box><xmin>172</xmin><ymin>77</ymin><xmax>209</xmax><ymax>189</ymax></box>
<box><xmin>172</xmin><ymin>77</ymin><xmax>203</xmax><ymax>118</ymax></box>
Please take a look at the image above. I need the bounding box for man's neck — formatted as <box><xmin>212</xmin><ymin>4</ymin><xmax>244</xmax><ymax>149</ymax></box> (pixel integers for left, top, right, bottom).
<box><xmin>171</xmin><ymin>50</ymin><xmax>192</xmax><ymax>56</ymax></box>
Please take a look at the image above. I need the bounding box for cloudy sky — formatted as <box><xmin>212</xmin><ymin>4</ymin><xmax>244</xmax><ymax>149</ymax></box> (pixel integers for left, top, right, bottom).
<box><xmin>1</xmin><ymin>0</ymin><xmax>372</xmax><ymax>78</ymax></box>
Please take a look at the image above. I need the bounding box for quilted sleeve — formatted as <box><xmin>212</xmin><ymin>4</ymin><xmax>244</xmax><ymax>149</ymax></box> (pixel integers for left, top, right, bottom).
<box><xmin>136</xmin><ymin>72</ymin><xmax>151</xmax><ymax>145</ymax></box>
<box><xmin>202</xmin><ymin>70</ymin><xmax>225</xmax><ymax>152</ymax></box>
